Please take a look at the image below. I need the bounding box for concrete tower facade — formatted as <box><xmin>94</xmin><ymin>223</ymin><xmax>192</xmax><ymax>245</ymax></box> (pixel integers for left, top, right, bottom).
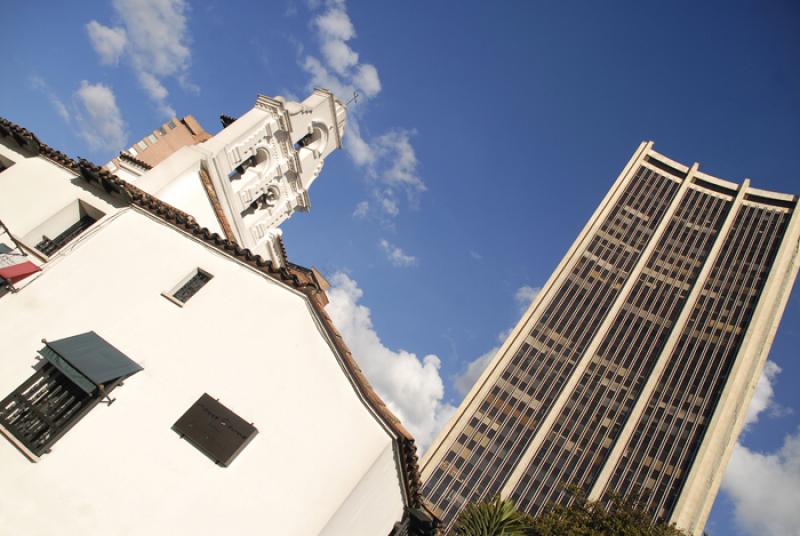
<box><xmin>420</xmin><ymin>142</ymin><xmax>800</xmax><ymax>534</ymax></box>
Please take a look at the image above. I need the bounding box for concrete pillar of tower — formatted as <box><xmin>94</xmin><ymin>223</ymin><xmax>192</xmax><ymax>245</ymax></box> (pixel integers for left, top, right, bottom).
<box><xmin>670</xmin><ymin>191</ymin><xmax>800</xmax><ymax>534</ymax></box>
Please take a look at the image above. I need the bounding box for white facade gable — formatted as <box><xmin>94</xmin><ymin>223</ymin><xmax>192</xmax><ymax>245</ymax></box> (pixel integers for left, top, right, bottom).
<box><xmin>0</xmin><ymin>208</ymin><xmax>404</xmax><ymax>535</ymax></box>
<box><xmin>0</xmin><ymin>111</ymin><xmax>428</xmax><ymax>536</ymax></box>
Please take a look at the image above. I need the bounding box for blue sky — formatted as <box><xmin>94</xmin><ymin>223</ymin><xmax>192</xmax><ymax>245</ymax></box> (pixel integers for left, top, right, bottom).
<box><xmin>2</xmin><ymin>1</ymin><xmax>798</xmax><ymax>534</ymax></box>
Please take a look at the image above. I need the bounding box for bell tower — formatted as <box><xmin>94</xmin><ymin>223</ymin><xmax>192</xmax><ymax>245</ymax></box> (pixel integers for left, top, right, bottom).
<box><xmin>117</xmin><ymin>89</ymin><xmax>347</xmax><ymax>267</ymax></box>
<box><xmin>199</xmin><ymin>89</ymin><xmax>347</xmax><ymax>262</ymax></box>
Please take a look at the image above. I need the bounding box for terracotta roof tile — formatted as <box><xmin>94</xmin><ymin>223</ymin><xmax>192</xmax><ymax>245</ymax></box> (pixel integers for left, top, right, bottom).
<box><xmin>118</xmin><ymin>151</ymin><xmax>153</xmax><ymax>170</ymax></box>
<box><xmin>197</xmin><ymin>166</ymin><xmax>237</xmax><ymax>243</ymax></box>
<box><xmin>275</xmin><ymin>234</ymin><xmax>289</xmax><ymax>266</ymax></box>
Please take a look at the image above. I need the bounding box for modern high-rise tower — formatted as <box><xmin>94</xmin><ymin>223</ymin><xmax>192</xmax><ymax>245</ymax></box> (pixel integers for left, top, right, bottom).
<box><xmin>421</xmin><ymin>142</ymin><xmax>800</xmax><ymax>534</ymax></box>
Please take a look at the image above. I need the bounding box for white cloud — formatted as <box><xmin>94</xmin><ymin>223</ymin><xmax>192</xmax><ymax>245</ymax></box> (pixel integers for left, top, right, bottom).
<box><xmin>455</xmin><ymin>347</ymin><xmax>496</xmax><ymax>396</ymax></box>
<box><xmin>379</xmin><ymin>239</ymin><xmax>417</xmax><ymax>267</ymax></box>
<box><xmin>343</xmin><ymin>116</ymin><xmax>375</xmax><ymax>166</ymax></box>
<box><xmin>302</xmin><ymin>55</ymin><xmax>353</xmax><ymax>102</ymax></box>
<box><xmin>115</xmin><ymin>0</ymin><xmax>191</xmax><ymax>77</ymax></box>
<box><xmin>314</xmin><ymin>7</ymin><xmax>355</xmax><ymax>41</ymax></box>
<box><xmin>719</xmin><ymin>360</ymin><xmax>798</xmax><ymax>535</ymax></box>
<box><xmin>514</xmin><ymin>285</ymin><xmax>541</xmax><ymax>312</ymax></box>
<box><xmin>372</xmin><ymin>130</ymin><xmax>425</xmax><ymax>194</ymax></box>
<box><xmin>137</xmin><ymin>71</ymin><xmax>169</xmax><ymax>101</ymax></box>
<box><xmin>52</xmin><ymin>100</ymin><xmax>71</xmax><ymax>122</ymax></box>
<box><xmin>73</xmin><ymin>81</ymin><xmax>127</xmax><ymax>151</ymax></box>
<box><xmin>302</xmin><ymin>1</ymin><xmax>421</xmax><ymax>221</ymax></box>
<box><xmin>453</xmin><ymin>328</ymin><xmax>512</xmax><ymax>398</ymax></box>
<box><xmin>303</xmin><ymin>2</ymin><xmax>369</xmax><ymax>100</ymax></box>
<box><xmin>381</xmin><ymin>198</ymin><xmax>399</xmax><ymax>217</ymax></box>
<box><xmin>469</xmin><ymin>250</ymin><xmax>483</xmax><ymax>260</ymax></box>
<box><xmin>353</xmin><ymin>63</ymin><xmax>381</xmax><ymax>97</ymax></box>
<box><xmin>326</xmin><ymin>272</ymin><xmax>455</xmax><ymax>450</ymax></box>
<box><xmin>138</xmin><ymin>72</ymin><xmax>175</xmax><ymax>117</ymax></box>
<box><xmin>454</xmin><ymin>291</ymin><xmax>533</xmax><ymax>397</ymax></box>
<box><xmin>744</xmin><ymin>361</ymin><xmax>791</xmax><ymax>429</ymax></box>
<box><xmin>31</xmin><ymin>76</ymin><xmax>71</xmax><ymax>123</ymax></box>
<box><xmin>722</xmin><ymin>429</ymin><xmax>800</xmax><ymax>536</ymax></box>
<box><xmin>87</xmin><ymin>0</ymin><xmax>193</xmax><ymax>117</ymax></box>
<box><xmin>321</xmin><ymin>39</ymin><xmax>359</xmax><ymax>75</ymax></box>
<box><xmin>86</xmin><ymin>21</ymin><xmax>127</xmax><ymax>65</ymax></box>
<box><xmin>353</xmin><ymin>200</ymin><xmax>369</xmax><ymax>218</ymax></box>
<box><xmin>350</xmin><ymin>128</ymin><xmax>425</xmax><ymax>221</ymax></box>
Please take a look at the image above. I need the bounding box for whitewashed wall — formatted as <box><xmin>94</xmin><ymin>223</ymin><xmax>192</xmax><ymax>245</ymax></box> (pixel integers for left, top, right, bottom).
<box><xmin>0</xmin><ymin>145</ymin><xmax>120</xmax><ymax>241</ymax></box>
<box><xmin>0</xmin><ymin>205</ymin><xmax>405</xmax><ymax>535</ymax></box>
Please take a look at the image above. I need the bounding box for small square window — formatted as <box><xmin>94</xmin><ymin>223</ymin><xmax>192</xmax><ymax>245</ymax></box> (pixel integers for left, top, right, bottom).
<box><xmin>158</xmin><ymin>127</ymin><xmax>167</xmax><ymax>136</ymax></box>
<box><xmin>138</xmin><ymin>141</ymin><xmax>148</xmax><ymax>150</ymax></box>
<box><xmin>163</xmin><ymin>268</ymin><xmax>213</xmax><ymax>306</ymax></box>
<box><xmin>128</xmin><ymin>146</ymin><xmax>138</xmax><ymax>156</ymax></box>
<box><xmin>168</xmin><ymin>120</ymin><xmax>177</xmax><ymax>130</ymax></box>
<box><xmin>148</xmin><ymin>134</ymin><xmax>157</xmax><ymax>144</ymax></box>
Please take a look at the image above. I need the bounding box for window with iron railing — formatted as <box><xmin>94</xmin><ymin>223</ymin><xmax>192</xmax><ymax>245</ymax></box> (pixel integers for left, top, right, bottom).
<box><xmin>23</xmin><ymin>200</ymin><xmax>104</xmax><ymax>257</ymax></box>
<box><xmin>0</xmin><ymin>332</ymin><xmax>142</xmax><ymax>459</ymax></box>
<box><xmin>35</xmin><ymin>214</ymin><xmax>96</xmax><ymax>256</ymax></box>
<box><xmin>162</xmin><ymin>268</ymin><xmax>213</xmax><ymax>306</ymax></box>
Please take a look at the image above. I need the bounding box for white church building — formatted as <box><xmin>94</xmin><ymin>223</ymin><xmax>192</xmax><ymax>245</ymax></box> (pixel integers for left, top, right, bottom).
<box><xmin>0</xmin><ymin>92</ymin><xmax>437</xmax><ymax>535</ymax></box>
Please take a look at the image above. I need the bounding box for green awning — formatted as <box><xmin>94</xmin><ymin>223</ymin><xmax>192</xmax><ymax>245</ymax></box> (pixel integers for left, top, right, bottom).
<box><xmin>39</xmin><ymin>332</ymin><xmax>143</xmax><ymax>394</ymax></box>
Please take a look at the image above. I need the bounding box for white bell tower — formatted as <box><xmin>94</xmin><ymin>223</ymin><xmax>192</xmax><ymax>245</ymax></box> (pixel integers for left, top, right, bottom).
<box><xmin>108</xmin><ymin>89</ymin><xmax>347</xmax><ymax>266</ymax></box>
<box><xmin>199</xmin><ymin>89</ymin><xmax>347</xmax><ymax>262</ymax></box>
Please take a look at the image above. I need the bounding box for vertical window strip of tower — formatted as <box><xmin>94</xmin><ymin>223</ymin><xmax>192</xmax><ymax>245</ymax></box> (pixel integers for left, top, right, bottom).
<box><xmin>610</xmin><ymin>202</ymin><xmax>760</xmax><ymax>510</ymax></box>
<box><xmin>608</xmin><ymin>204</ymin><xmax>756</xmax><ymax>510</ymax></box>
<box><xmin>647</xmin><ymin>204</ymin><xmax>787</xmax><ymax>518</ymax></box>
<box><xmin>603</xmin><ymin>203</ymin><xmax>789</xmax><ymax>521</ymax></box>
<box><xmin>509</xmin><ymin>187</ymin><xmax>731</xmax><ymax>514</ymax></box>
<box><xmin>646</xmin><ymin>204</ymin><xmax>782</xmax><ymax>520</ymax></box>
<box><xmin>422</xmin><ymin>168</ymin><xmax>654</xmax><ymax>523</ymax></box>
<box><xmin>466</xmin><ymin>169</ymin><xmax>683</xmax><ymax>510</ymax></box>
<box><xmin>515</xmin><ymin>189</ymin><xmax>708</xmax><ymax>510</ymax></box>
<box><xmin>428</xmin><ymin>166</ymin><xmax>680</xmax><ymax>528</ymax></box>
<box><xmin>422</xmin><ymin>168</ymin><xmax>653</xmax><ymax>516</ymax></box>
<box><xmin>472</xmin><ymin>169</ymin><xmax>680</xmax><ymax>520</ymax></box>
<box><xmin>510</xmin><ymin>188</ymin><xmax>720</xmax><ymax>512</ymax></box>
<box><xmin>500</xmin><ymin>177</ymin><xmax>688</xmax><ymax>510</ymax></box>
<box><xmin>422</xmin><ymin>167</ymin><xmax>680</xmax><ymax>531</ymax></box>
<box><xmin>528</xmin><ymin>188</ymin><xmax>729</xmax><ymax>512</ymax></box>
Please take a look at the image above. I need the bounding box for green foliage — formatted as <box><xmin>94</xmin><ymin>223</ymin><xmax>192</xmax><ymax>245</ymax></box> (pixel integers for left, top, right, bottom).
<box><xmin>452</xmin><ymin>490</ymin><xmax>690</xmax><ymax>536</ymax></box>
<box><xmin>452</xmin><ymin>496</ymin><xmax>533</xmax><ymax>536</ymax></box>
<box><xmin>529</xmin><ymin>489</ymin><xmax>688</xmax><ymax>536</ymax></box>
